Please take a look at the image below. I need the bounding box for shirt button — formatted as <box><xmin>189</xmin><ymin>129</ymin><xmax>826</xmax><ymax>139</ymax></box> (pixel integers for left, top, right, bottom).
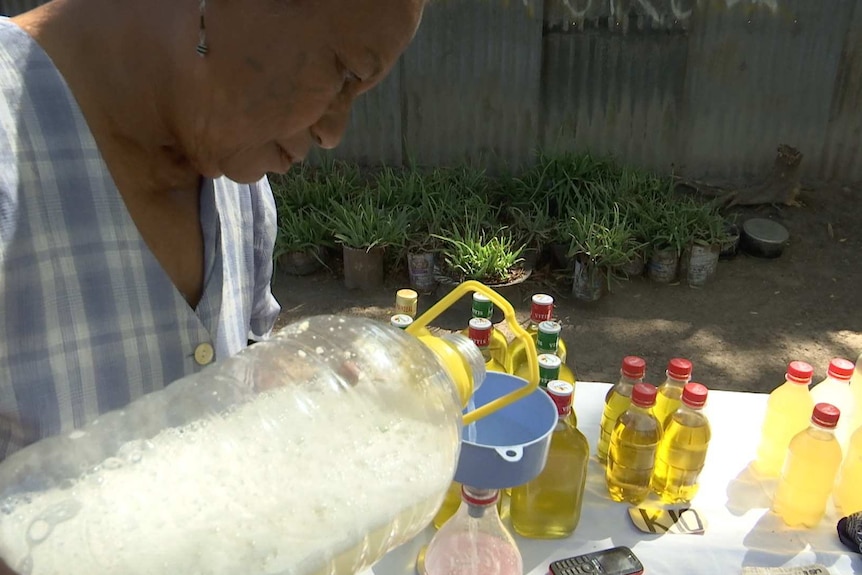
<box><xmin>194</xmin><ymin>342</ymin><xmax>215</xmax><ymax>366</ymax></box>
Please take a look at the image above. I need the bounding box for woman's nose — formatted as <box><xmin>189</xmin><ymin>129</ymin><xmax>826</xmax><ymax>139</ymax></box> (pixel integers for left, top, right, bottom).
<box><xmin>310</xmin><ymin>97</ymin><xmax>353</xmax><ymax>150</ymax></box>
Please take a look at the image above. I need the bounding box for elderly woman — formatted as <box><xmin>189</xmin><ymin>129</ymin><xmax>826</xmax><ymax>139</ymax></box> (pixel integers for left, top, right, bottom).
<box><xmin>0</xmin><ymin>0</ymin><xmax>424</xmax><ymax>459</ymax></box>
<box><xmin>0</xmin><ymin>0</ymin><xmax>425</xmax><ymax>571</ymax></box>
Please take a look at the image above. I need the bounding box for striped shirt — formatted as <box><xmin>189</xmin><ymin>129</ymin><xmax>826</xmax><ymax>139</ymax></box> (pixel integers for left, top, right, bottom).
<box><xmin>0</xmin><ymin>18</ymin><xmax>281</xmax><ymax>461</ymax></box>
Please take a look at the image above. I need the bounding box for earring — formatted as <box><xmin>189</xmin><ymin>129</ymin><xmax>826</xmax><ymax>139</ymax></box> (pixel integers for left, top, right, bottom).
<box><xmin>196</xmin><ymin>0</ymin><xmax>209</xmax><ymax>57</ymax></box>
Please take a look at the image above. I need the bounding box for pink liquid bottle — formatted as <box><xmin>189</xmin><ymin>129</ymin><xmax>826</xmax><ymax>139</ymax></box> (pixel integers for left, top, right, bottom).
<box><xmin>424</xmin><ymin>486</ymin><xmax>522</xmax><ymax>575</ymax></box>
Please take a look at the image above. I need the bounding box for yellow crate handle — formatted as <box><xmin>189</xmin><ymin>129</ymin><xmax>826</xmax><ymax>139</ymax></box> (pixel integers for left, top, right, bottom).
<box><xmin>406</xmin><ymin>280</ymin><xmax>538</xmax><ymax>425</ymax></box>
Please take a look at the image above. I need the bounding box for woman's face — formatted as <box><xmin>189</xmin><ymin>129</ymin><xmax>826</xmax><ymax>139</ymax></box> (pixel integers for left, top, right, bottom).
<box><xmin>187</xmin><ymin>0</ymin><xmax>424</xmax><ymax>183</ymax></box>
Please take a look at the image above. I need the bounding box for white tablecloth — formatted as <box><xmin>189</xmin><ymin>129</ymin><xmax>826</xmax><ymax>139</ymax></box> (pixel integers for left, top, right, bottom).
<box><xmin>371</xmin><ymin>382</ymin><xmax>861</xmax><ymax>575</ymax></box>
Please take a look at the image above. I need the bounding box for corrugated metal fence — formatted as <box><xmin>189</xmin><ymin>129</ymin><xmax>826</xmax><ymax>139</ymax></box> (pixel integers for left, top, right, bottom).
<box><xmin>3</xmin><ymin>0</ymin><xmax>860</xmax><ymax>183</ymax></box>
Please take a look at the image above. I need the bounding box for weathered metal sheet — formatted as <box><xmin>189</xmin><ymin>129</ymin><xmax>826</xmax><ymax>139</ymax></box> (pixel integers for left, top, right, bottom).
<box><xmin>541</xmin><ymin>21</ymin><xmax>689</xmax><ymax>173</ymax></box>
<box><xmin>680</xmin><ymin>0</ymin><xmax>856</xmax><ymax>183</ymax></box>
<box><xmin>400</xmin><ymin>0</ymin><xmax>544</xmax><ymax>171</ymax></box>
<box><xmin>821</xmin><ymin>0</ymin><xmax>862</xmax><ymax>183</ymax></box>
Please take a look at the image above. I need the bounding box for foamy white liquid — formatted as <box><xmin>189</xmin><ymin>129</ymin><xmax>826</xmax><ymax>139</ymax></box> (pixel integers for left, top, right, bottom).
<box><xmin>0</xmin><ymin>380</ymin><xmax>457</xmax><ymax>575</ymax></box>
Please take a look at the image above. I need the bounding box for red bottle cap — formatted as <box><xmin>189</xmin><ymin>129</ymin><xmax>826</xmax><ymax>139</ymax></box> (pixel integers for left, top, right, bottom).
<box><xmin>631</xmin><ymin>383</ymin><xmax>657</xmax><ymax>408</ymax></box>
<box><xmin>460</xmin><ymin>486</ymin><xmax>498</xmax><ymax>506</ymax></box>
<box><xmin>621</xmin><ymin>356</ymin><xmax>646</xmax><ymax>379</ymax></box>
<box><xmin>682</xmin><ymin>382</ymin><xmax>709</xmax><ymax>408</ymax></box>
<box><xmin>546</xmin><ymin>380</ymin><xmax>574</xmax><ymax>416</ymax></box>
<box><xmin>827</xmin><ymin>358</ymin><xmax>855</xmax><ymax>380</ymax></box>
<box><xmin>468</xmin><ymin>318</ymin><xmax>492</xmax><ymax>348</ymax></box>
<box><xmin>530</xmin><ymin>294</ymin><xmax>554</xmax><ymax>323</ymax></box>
<box><xmin>667</xmin><ymin>358</ymin><xmax>693</xmax><ymax>379</ymax></box>
<box><xmin>811</xmin><ymin>403</ymin><xmax>841</xmax><ymax>428</ymax></box>
<box><xmin>786</xmin><ymin>361</ymin><xmax>814</xmax><ymax>384</ymax></box>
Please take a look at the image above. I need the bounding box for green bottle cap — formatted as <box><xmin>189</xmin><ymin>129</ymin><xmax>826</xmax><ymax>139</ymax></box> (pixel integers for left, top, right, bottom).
<box><xmin>538</xmin><ymin>353</ymin><xmax>562</xmax><ymax>389</ymax></box>
<box><xmin>471</xmin><ymin>292</ymin><xmax>494</xmax><ymax>319</ymax></box>
<box><xmin>536</xmin><ymin>320</ymin><xmax>561</xmax><ymax>353</ymax></box>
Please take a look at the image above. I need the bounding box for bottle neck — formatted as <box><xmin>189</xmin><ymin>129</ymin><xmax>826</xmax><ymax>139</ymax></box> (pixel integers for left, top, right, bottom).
<box><xmin>462</xmin><ymin>487</ymin><xmax>499</xmax><ymax>518</ymax></box>
<box><xmin>619</xmin><ymin>374</ymin><xmax>643</xmax><ymax>387</ymax></box>
<box><xmin>808</xmin><ymin>421</ymin><xmax>838</xmax><ymax>438</ymax></box>
<box><xmin>630</xmin><ymin>402</ymin><xmax>654</xmax><ymax>414</ymax></box>
<box><xmin>665</xmin><ymin>373</ymin><xmax>690</xmax><ymax>386</ymax></box>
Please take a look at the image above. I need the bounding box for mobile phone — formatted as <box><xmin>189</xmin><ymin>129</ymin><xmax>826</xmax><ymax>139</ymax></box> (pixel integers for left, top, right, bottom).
<box><xmin>548</xmin><ymin>546</ymin><xmax>644</xmax><ymax>575</ymax></box>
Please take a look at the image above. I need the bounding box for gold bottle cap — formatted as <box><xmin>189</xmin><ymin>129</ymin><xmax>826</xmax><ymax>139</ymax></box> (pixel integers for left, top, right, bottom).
<box><xmin>395</xmin><ymin>289</ymin><xmax>418</xmax><ymax>318</ymax></box>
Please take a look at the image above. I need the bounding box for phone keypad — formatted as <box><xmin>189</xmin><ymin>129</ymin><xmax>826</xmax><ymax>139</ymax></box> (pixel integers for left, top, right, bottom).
<box><xmin>554</xmin><ymin>555</ymin><xmax>598</xmax><ymax>574</ymax></box>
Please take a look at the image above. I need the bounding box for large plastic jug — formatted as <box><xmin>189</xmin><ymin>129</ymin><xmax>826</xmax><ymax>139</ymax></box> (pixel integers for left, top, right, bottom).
<box><xmin>0</xmin><ymin>281</ymin><xmax>539</xmax><ymax>575</ymax></box>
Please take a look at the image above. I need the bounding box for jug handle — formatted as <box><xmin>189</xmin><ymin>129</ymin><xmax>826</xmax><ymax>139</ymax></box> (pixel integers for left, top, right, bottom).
<box><xmin>406</xmin><ymin>280</ymin><xmax>538</xmax><ymax>425</ymax></box>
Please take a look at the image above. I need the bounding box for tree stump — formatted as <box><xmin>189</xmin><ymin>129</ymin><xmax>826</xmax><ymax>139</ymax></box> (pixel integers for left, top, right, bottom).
<box><xmin>726</xmin><ymin>145</ymin><xmax>803</xmax><ymax>207</ymax></box>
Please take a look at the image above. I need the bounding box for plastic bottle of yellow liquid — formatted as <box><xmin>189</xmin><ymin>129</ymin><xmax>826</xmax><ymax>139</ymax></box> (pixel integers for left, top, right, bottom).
<box><xmin>772</xmin><ymin>403</ymin><xmax>844</xmax><ymax>527</ymax></box>
<box><xmin>511</xmin><ymin>381</ymin><xmax>589</xmax><ymax>538</ymax></box>
<box><xmin>597</xmin><ymin>356</ymin><xmax>647</xmax><ymax>464</ymax></box>
<box><xmin>515</xmin><ymin>321</ymin><xmax>576</xmax><ymax>386</ymax></box>
<box><xmin>506</xmin><ymin>294</ymin><xmax>568</xmax><ymax>373</ymax></box>
<box><xmin>811</xmin><ymin>358</ymin><xmax>856</xmax><ymax>451</ymax></box>
<box><xmin>467</xmin><ymin>318</ymin><xmax>507</xmax><ymax>374</ymax></box>
<box><xmin>652</xmin><ymin>358</ymin><xmax>694</xmax><ymax>427</ymax></box>
<box><xmin>651</xmin><ymin>382</ymin><xmax>711</xmax><ymax>503</ymax></box>
<box><xmin>606</xmin><ymin>383</ymin><xmax>662</xmax><ymax>504</ymax></box>
<box><xmin>751</xmin><ymin>361</ymin><xmax>815</xmax><ymax>477</ymax></box>
<box><xmin>848</xmin><ymin>353</ymin><xmax>862</xmax><ymax>437</ymax></box>
<box><xmin>459</xmin><ymin>292</ymin><xmax>510</xmax><ymax>370</ymax></box>
<box><xmin>834</xmin><ymin>425</ymin><xmax>862</xmax><ymax>516</ymax></box>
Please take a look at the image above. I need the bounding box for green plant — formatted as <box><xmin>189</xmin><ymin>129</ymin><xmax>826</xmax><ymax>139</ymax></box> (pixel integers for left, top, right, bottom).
<box><xmin>639</xmin><ymin>197</ymin><xmax>691</xmax><ymax>256</ymax></box>
<box><xmin>681</xmin><ymin>200</ymin><xmax>729</xmax><ymax>247</ymax></box>
<box><xmin>434</xmin><ymin>221</ymin><xmax>525</xmax><ymax>284</ymax></box>
<box><xmin>323</xmin><ymin>193</ymin><xmax>411</xmax><ymax>251</ymax></box>
<box><xmin>507</xmin><ymin>199</ymin><xmax>557</xmax><ymax>251</ymax></box>
<box><xmin>566</xmin><ymin>204</ymin><xmax>642</xmax><ymax>271</ymax></box>
<box><xmin>273</xmin><ymin>207</ymin><xmax>332</xmax><ymax>263</ymax></box>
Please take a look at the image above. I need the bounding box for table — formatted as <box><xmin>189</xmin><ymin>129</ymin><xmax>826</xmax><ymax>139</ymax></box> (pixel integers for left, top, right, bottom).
<box><xmin>370</xmin><ymin>382</ymin><xmax>861</xmax><ymax>575</ymax></box>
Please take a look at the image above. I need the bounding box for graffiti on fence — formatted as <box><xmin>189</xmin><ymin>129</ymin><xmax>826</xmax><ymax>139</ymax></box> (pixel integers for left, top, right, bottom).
<box><xmin>554</xmin><ymin>0</ymin><xmax>779</xmax><ymax>27</ymax></box>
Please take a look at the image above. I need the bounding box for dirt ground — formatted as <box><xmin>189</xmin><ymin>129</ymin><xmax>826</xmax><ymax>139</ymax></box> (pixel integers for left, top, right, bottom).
<box><xmin>271</xmin><ymin>184</ymin><xmax>862</xmax><ymax>395</ymax></box>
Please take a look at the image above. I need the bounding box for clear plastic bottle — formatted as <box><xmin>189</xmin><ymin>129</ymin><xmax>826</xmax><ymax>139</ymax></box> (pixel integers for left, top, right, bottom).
<box><xmin>514</xmin><ymin>321</ymin><xmax>576</xmax><ymax>387</ymax></box>
<box><xmin>505</xmin><ymin>294</ymin><xmax>568</xmax><ymax>373</ymax></box>
<box><xmin>510</xmin><ymin>381</ymin><xmax>589</xmax><ymax>538</ymax></box>
<box><xmin>652</xmin><ymin>358</ymin><xmax>694</xmax><ymax>427</ymax></box>
<box><xmin>651</xmin><ymin>382</ymin><xmax>711</xmax><ymax>503</ymax></box>
<box><xmin>597</xmin><ymin>356</ymin><xmax>647</xmax><ymax>464</ymax></box>
<box><xmin>751</xmin><ymin>361</ymin><xmax>815</xmax><ymax>477</ymax></box>
<box><xmin>424</xmin><ymin>486</ymin><xmax>523</xmax><ymax>575</ymax></box>
<box><xmin>811</xmin><ymin>358</ymin><xmax>856</xmax><ymax>451</ymax></box>
<box><xmin>459</xmin><ymin>292</ymin><xmax>509</xmax><ymax>370</ymax></box>
<box><xmin>773</xmin><ymin>403</ymin><xmax>844</xmax><ymax>528</ymax></box>
<box><xmin>606</xmin><ymin>383</ymin><xmax>662</xmax><ymax>504</ymax></box>
<box><xmin>0</xmin><ymin>315</ymin><xmax>486</xmax><ymax>575</ymax></box>
<box><xmin>834</xmin><ymin>425</ymin><xmax>862</xmax><ymax>517</ymax></box>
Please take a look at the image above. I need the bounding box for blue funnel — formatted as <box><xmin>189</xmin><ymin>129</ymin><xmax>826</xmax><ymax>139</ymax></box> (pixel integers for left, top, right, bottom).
<box><xmin>453</xmin><ymin>372</ymin><xmax>558</xmax><ymax>489</ymax></box>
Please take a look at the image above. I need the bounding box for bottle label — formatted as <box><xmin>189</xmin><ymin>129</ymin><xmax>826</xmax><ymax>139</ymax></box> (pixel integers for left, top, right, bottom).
<box><xmin>530</xmin><ymin>300</ymin><xmax>553</xmax><ymax>323</ymax></box>
<box><xmin>741</xmin><ymin>566</ymin><xmax>830</xmax><ymax>575</ymax></box>
<box><xmin>536</xmin><ymin>329</ymin><xmax>559</xmax><ymax>354</ymax></box>
<box><xmin>628</xmin><ymin>507</ymin><xmax>707</xmax><ymax>535</ymax></box>
<box><xmin>471</xmin><ymin>299</ymin><xmax>493</xmax><ymax>319</ymax></box>
<box><xmin>468</xmin><ymin>327</ymin><xmax>491</xmax><ymax>348</ymax></box>
<box><xmin>539</xmin><ymin>364</ymin><xmax>561</xmax><ymax>389</ymax></box>
<box><xmin>395</xmin><ymin>293</ymin><xmax>418</xmax><ymax>318</ymax></box>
